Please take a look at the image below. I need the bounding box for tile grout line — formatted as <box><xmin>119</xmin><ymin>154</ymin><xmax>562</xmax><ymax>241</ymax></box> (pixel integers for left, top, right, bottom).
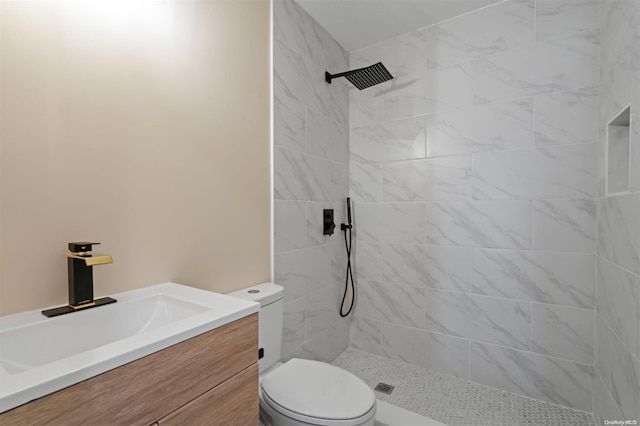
<box><xmin>530</xmin><ymin>300</ymin><xmax>534</xmax><ymax>352</ymax></box>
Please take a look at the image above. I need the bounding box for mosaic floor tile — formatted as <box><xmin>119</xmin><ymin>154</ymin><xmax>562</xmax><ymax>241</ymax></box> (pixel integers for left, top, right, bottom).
<box><xmin>332</xmin><ymin>348</ymin><xmax>596</xmax><ymax>426</ymax></box>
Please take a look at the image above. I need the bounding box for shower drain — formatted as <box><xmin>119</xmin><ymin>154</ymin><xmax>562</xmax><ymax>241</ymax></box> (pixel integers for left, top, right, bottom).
<box><xmin>374</xmin><ymin>382</ymin><xmax>395</xmax><ymax>394</ymax></box>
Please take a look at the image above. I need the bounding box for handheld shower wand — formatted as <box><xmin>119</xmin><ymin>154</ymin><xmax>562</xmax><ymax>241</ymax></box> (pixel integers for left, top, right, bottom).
<box><xmin>340</xmin><ymin>198</ymin><xmax>355</xmax><ymax>317</ymax></box>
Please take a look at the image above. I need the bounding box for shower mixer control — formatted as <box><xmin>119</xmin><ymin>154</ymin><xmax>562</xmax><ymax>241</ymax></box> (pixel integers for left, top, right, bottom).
<box><xmin>323</xmin><ymin>209</ymin><xmax>336</xmax><ymax>236</ymax></box>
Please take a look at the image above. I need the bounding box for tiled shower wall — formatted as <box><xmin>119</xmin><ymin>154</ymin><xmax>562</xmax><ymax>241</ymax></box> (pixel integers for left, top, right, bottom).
<box><xmin>593</xmin><ymin>0</ymin><xmax>640</xmax><ymax>422</ymax></box>
<box><xmin>348</xmin><ymin>0</ymin><xmax>601</xmax><ymax>412</ymax></box>
<box><xmin>272</xmin><ymin>0</ymin><xmax>351</xmax><ymax>362</ymax></box>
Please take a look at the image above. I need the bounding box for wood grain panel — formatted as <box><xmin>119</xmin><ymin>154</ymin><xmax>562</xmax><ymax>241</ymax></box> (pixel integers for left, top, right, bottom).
<box><xmin>0</xmin><ymin>314</ymin><xmax>258</xmax><ymax>426</ymax></box>
<box><xmin>159</xmin><ymin>363</ymin><xmax>258</xmax><ymax>426</ymax></box>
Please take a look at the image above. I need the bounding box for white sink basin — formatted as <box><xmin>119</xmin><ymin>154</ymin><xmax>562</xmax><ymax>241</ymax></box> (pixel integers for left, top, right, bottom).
<box><xmin>1</xmin><ymin>295</ymin><xmax>210</xmax><ymax>374</ymax></box>
<box><xmin>0</xmin><ymin>283</ymin><xmax>259</xmax><ymax>413</ymax></box>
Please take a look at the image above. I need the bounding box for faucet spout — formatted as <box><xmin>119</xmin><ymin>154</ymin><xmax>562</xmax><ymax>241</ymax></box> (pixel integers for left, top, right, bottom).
<box><xmin>67</xmin><ymin>253</ymin><xmax>113</xmax><ymax>267</ymax></box>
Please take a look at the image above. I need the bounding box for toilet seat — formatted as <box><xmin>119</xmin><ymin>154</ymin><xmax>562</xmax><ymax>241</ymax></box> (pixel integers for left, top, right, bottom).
<box><xmin>260</xmin><ymin>358</ymin><xmax>376</xmax><ymax>425</ymax></box>
<box><xmin>261</xmin><ymin>391</ymin><xmax>376</xmax><ymax>426</ymax></box>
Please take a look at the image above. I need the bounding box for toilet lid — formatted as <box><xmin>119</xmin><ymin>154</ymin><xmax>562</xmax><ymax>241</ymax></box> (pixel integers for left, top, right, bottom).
<box><xmin>261</xmin><ymin>358</ymin><xmax>376</xmax><ymax>420</ymax></box>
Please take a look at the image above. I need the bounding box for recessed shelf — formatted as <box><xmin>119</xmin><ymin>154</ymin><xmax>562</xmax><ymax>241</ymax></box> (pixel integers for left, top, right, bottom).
<box><xmin>606</xmin><ymin>106</ymin><xmax>631</xmax><ymax>195</ymax></box>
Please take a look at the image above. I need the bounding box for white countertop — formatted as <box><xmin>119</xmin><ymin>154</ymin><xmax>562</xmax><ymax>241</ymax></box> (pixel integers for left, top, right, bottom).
<box><xmin>0</xmin><ymin>283</ymin><xmax>259</xmax><ymax>413</ymax></box>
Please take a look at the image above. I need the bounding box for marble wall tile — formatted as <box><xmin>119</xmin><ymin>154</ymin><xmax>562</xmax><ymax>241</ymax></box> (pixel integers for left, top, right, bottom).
<box><xmin>350</xmin><ymin>317</ymin><xmax>381</xmax><ymax>355</ymax></box>
<box><xmin>306</xmin><ymin>58</ymin><xmax>349</xmax><ymax>125</ymax></box>
<box><xmin>471</xmin><ymin>249</ymin><xmax>595</xmax><ymax>308</ymax></box>
<box><xmin>382</xmin><ymin>243</ymin><xmax>469</xmax><ymax>291</ymax></box>
<box><xmin>532</xmin><ymin>199</ymin><xmax>597</xmax><ymax>253</ymax></box>
<box><xmin>381</xmin><ymin>322</ymin><xmax>470</xmax><ymax>379</ymax></box>
<box><xmin>274</xmin><ymin>94</ymin><xmax>305</xmax><ymax>152</ymax></box>
<box><xmin>307</xmin><ymin>283</ymin><xmax>341</xmax><ymax>339</ymax></box>
<box><xmin>306</xmin><ymin>109</ymin><xmax>349</xmax><ymax>164</ymax></box>
<box><xmin>596</xmin><ymin>316</ymin><xmax>640</xmax><ymax>420</ymax></box>
<box><xmin>275</xmin><ymin>34</ymin><xmax>349</xmax><ymax>128</ymax></box>
<box><xmin>305</xmin><ymin>201</ymin><xmax>344</xmax><ymax>247</ymax></box>
<box><xmin>426</xmin><ymin>98</ymin><xmax>534</xmax><ymax>157</ymax></box>
<box><xmin>599</xmin><ymin>28</ymin><xmax>638</xmax><ymax>139</ymax></box>
<box><xmin>599</xmin><ymin>194</ymin><xmax>640</xmax><ymax>274</ymax></box>
<box><xmin>600</xmin><ymin>0</ymin><xmax>639</xmax><ymax>61</ymax></box>
<box><xmin>534</xmin><ymin>87</ymin><xmax>599</xmax><ymax>146</ymax></box>
<box><xmin>425</xmin><ymin>200</ymin><xmax>532</xmax><ymax>249</ymax></box>
<box><xmin>282</xmin><ymin>297</ymin><xmax>307</xmax><ymax>355</ymax></box>
<box><xmin>607</xmin><ymin>124</ymin><xmax>631</xmax><ymax>194</ymax></box>
<box><xmin>355</xmin><ymin>280</ymin><xmax>426</xmax><ymax>328</ymax></box>
<box><xmin>354</xmin><ymin>241</ymin><xmax>383</xmax><ymax>282</ymax></box>
<box><xmin>274</xmin><ymin>1</ymin><xmax>351</xmax><ymax>366</ymax></box>
<box><xmin>470</xmin><ymin>342</ymin><xmax>594</xmax><ymax>411</ymax></box>
<box><xmin>630</xmin><ymin>105</ymin><xmax>640</xmax><ymax>193</ymax></box>
<box><xmin>274</xmin><ymin>245</ymin><xmax>332</xmax><ymax>302</ymax></box>
<box><xmin>273</xmin><ymin>0</ymin><xmax>306</xmax><ymax>55</ymax></box>
<box><xmin>637</xmin><ymin>277</ymin><xmax>640</xmax><ymax>359</ymax></box>
<box><xmin>472</xmin><ymin>143</ymin><xmax>597</xmax><ymax>200</ymax></box>
<box><xmin>305</xmin><ymin>13</ymin><xmax>348</xmax><ymax>73</ymax></box>
<box><xmin>329</xmin><ymin>242</ymin><xmax>348</xmax><ymax>285</ymax></box>
<box><xmin>356</xmin><ymin>202</ymin><xmax>426</xmax><ymax>244</ymax></box>
<box><xmin>349</xmin><ymin>83</ymin><xmax>386</xmax><ymax>129</ymax></box>
<box><xmin>593</xmin><ymin>373</ymin><xmax>625</xmax><ymax>426</ymax></box>
<box><xmin>350</xmin><ymin>29</ymin><xmax>427</xmax><ymax>78</ymax></box>
<box><xmin>383</xmin><ymin>155</ymin><xmax>471</xmax><ymax>202</ymax></box>
<box><xmin>614</xmin><ymin>194</ymin><xmax>640</xmax><ymax>275</ymax></box>
<box><xmin>350</xmin><ymin>117</ymin><xmax>426</xmax><ymax>163</ymax></box>
<box><xmin>384</xmin><ymin>64</ymin><xmax>474</xmax><ymax>121</ymax></box>
<box><xmin>531</xmin><ymin>303</ymin><xmax>594</xmax><ymax>364</ymax></box>
<box><xmin>329</xmin><ymin>161</ymin><xmax>350</xmax><ymax>202</ymax></box>
<box><xmin>597</xmin><ymin>196</ymin><xmax>615</xmax><ymax>261</ymax></box>
<box><xmin>274</xmin><ymin>39</ymin><xmax>313</xmax><ymax>108</ymax></box>
<box><xmin>425</xmin><ymin>0</ymin><xmax>534</xmax><ymax>69</ymax></box>
<box><xmin>290</xmin><ymin>320</ymin><xmax>350</xmax><ymax>363</ymax></box>
<box><xmin>602</xmin><ymin>29</ymin><xmax>639</xmax><ymax>118</ymax></box>
<box><xmin>599</xmin><ymin>61</ymin><xmax>615</xmax><ymax>133</ymax></box>
<box><xmin>275</xmin><ymin>52</ymin><xmax>347</xmax><ymax>135</ymax></box>
<box><xmin>274</xmin><ymin>147</ymin><xmax>330</xmax><ymax>201</ymax></box>
<box><xmin>596</xmin><ymin>257</ymin><xmax>637</xmax><ymax>350</ymax></box>
<box><xmin>425</xmin><ymin>289</ymin><xmax>531</xmax><ymax>350</ymax></box>
<box><xmin>597</xmin><ymin>137</ymin><xmax>607</xmax><ymax>198</ymax></box>
<box><xmin>535</xmin><ymin>0</ymin><xmax>600</xmax><ymax>42</ymax></box>
<box><xmin>474</xmin><ymin>30</ymin><xmax>599</xmax><ymax>104</ymax></box>
<box><xmin>350</xmin><ymin>163</ymin><xmax>382</xmax><ymax>202</ymax></box>
<box><xmin>274</xmin><ymin>200</ymin><xmax>306</xmax><ymax>253</ymax></box>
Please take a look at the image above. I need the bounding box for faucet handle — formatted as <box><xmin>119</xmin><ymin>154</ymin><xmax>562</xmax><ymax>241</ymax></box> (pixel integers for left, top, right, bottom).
<box><xmin>68</xmin><ymin>242</ymin><xmax>101</xmax><ymax>253</ymax></box>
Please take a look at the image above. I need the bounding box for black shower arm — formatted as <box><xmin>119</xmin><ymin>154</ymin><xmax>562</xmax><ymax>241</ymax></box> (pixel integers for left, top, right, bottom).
<box><xmin>325</xmin><ymin>65</ymin><xmax>373</xmax><ymax>84</ymax></box>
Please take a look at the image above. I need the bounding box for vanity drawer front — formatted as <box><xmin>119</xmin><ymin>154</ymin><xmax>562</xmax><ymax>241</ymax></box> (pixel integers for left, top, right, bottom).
<box><xmin>1</xmin><ymin>313</ymin><xmax>258</xmax><ymax>426</ymax></box>
<box><xmin>159</xmin><ymin>363</ymin><xmax>258</xmax><ymax>426</ymax></box>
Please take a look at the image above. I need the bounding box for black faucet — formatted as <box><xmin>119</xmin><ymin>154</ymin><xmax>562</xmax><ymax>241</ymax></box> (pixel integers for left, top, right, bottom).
<box><xmin>42</xmin><ymin>242</ymin><xmax>116</xmax><ymax>317</ymax></box>
<box><xmin>66</xmin><ymin>242</ymin><xmax>112</xmax><ymax>306</ymax></box>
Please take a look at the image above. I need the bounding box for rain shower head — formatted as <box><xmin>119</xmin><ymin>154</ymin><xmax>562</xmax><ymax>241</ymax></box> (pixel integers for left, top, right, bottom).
<box><xmin>325</xmin><ymin>62</ymin><xmax>393</xmax><ymax>90</ymax></box>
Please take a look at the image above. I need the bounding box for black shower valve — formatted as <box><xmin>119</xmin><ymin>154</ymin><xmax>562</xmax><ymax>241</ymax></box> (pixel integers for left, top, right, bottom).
<box><xmin>323</xmin><ymin>209</ymin><xmax>336</xmax><ymax>236</ymax></box>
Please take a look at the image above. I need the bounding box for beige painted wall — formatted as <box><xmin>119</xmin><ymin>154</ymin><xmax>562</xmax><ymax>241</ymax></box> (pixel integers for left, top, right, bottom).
<box><xmin>0</xmin><ymin>0</ymin><xmax>271</xmax><ymax>315</ymax></box>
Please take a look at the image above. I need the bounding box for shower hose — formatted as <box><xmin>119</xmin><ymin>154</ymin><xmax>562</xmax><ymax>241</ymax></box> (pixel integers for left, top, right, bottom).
<box><xmin>340</xmin><ymin>198</ymin><xmax>355</xmax><ymax>317</ymax></box>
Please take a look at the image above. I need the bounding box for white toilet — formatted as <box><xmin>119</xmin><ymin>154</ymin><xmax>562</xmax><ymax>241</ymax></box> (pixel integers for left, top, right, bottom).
<box><xmin>229</xmin><ymin>283</ymin><xmax>377</xmax><ymax>426</ymax></box>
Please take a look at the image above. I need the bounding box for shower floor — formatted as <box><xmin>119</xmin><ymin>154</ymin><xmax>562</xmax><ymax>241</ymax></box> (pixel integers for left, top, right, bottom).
<box><xmin>332</xmin><ymin>348</ymin><xmax>596</xmax><ymax>426</ymax></box>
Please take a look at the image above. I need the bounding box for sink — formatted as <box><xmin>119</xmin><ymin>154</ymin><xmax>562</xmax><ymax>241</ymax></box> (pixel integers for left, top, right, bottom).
<box><xmin>0</xmin><ymin>283</ymin><xmax>259</xmax><ymax>412</ymax></box>
<box><xmin>1</xmin><ymin>295</ymin><xmax>210</xmax><ymax>374</ymax></box>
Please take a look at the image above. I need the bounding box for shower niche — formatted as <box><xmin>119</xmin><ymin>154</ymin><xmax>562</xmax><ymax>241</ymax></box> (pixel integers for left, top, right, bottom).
<box><xmin>606</xmin><ymin>106</ymin><xmax>632</xmax><ymax>195</ymax></box>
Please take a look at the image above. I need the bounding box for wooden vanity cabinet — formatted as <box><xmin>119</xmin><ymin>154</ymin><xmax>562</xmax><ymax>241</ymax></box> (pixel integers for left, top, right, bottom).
<box><xmin>0</xmin><ymin>313</ymin><xmax>259</xmax><ymax>426</ymax></box>
<box><xmin>158</xmin><ymin>363</ymin><xmax>258</xmax><ymax>425</ymax></box>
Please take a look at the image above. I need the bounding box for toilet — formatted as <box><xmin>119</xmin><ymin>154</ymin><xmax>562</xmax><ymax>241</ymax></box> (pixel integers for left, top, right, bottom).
<box><xmin>228</xmin><ymin>283</ymin><xmax>377</xmax><ymax>426</ymax></box>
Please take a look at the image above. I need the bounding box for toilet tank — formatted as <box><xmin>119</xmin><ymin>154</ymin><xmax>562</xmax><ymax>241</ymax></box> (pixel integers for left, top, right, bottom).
<box><xmin>227</xmin><ymin>283</ymin><xmax>284</xmax><ymax>373</ymax></box>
